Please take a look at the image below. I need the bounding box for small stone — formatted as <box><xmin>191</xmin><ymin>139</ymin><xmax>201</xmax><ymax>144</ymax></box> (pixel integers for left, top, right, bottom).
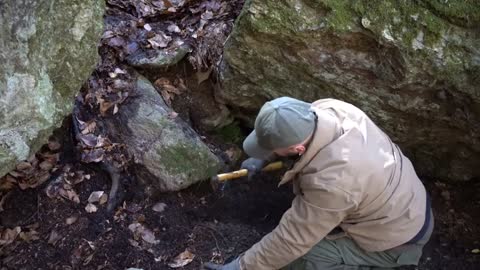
<box><xmin>152</xmin><ymin>202</ymin><xmax>167</xmax><ymax>213</ymax></box>
<box><xmin>85</xmin><ymin>203</ymin><xmax>98</xmax><ymax>213</ymax></box>
<box><xmin>66</xmin><ymin>216</ymin><xmax>78</xmax><ymax>225</ymax></box>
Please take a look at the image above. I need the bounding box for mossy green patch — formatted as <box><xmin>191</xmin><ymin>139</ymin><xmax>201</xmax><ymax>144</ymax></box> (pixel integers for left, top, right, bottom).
<box><xmin>157</xmin><ymin>143</ymin><xmax>219</xmax><ymax>178</ymax></box>
<box><xmin>422</xmin><ymin>0</ymin><xmax>480</xmax><ymax>27</ymax></box>
<box><xmin>214</xmin><ymin>122</ymin><xmax>244</xmax><ymax>144</ymax></box>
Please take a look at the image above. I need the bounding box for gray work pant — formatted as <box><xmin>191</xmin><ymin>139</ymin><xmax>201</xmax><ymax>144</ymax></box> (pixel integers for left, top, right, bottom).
<box><xmin>283</xmin><ymin>211</ymin><xmax>434</xmax><ymax>270</ymax></box>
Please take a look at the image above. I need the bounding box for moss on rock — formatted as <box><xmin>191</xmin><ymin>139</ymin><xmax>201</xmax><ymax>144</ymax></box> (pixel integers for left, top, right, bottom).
<box><xmin>219</xmin><ymin>0</ymin><xmax>480</xmax><ymax>181</ymax></box>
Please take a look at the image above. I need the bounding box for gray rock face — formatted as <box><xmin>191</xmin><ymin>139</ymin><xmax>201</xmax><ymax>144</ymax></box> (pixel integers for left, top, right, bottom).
<box><xmin>219</xmin><ymin>0</ymin><xmax>480</xmax><ymax>181</ymax></box>
<box><xmin>105</xmin><ymin>75</ymin><xmax>222</xmax><ymax>192</ymax></box>
<box><xmin>0</xmin><ymin>0</ymin><xmax>105</xmax><ymax>177</ymax></box>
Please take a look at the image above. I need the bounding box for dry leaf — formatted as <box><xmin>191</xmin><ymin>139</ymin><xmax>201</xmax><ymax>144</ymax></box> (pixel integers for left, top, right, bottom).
<box><xmin>59</xmin><ymin>188</ymin><xmax>80</xmax><ymax>203</ymax></box>
<box><xmin>81</xmin><ymin>121</ymin><xmax>97</xmax><ymax>135</ymax></box>
<box><xmin>98</xmin><ymin>98</ymin><xmax>115</xmax><ymax>116</ymax></box>
<box><xmin>88</xmin><ymin>191</ymin><xmax>105</xmax><ymax>203</ymax></box>
<box><xmin>128</xmin><ymin>239</ymin><xmax>140</xmax><ymax>248</ymax></box>
<box><xmin>83</xmin><ymin>253</ymin><xmax>94</xmax><ymax>266</ymax></box>
<box><xmin>9</xmin><ymin>170</ymin><xmax>24</xmax><ymax>178</ymax></box>
<box><xmin>19</xmin><ymin>230</ymin><xmax>40</xmax><ymax>242</ymax></box>
<box><xmin>48</xmin><ymin>140</ymin><xmax>62</xmax><ymax>151</ymax></box>
<box><xmin>85</xmin><ymin>203</ymin><xmax>98</xmax><ymax>213</ymax></box>
<box><xmin>155</xmin><ymin>78</ymin><xmax>182</xmax><ymax>106</ymax></box>
<box><xmin>16</xmin><ymin>161</ymin><xmax>32</xmax><ymax>171</ymax></box>
<box><xmin>0</xmin><ymin>175</ymin><xmax>17</xmax><ymax>190</ymax></box>
<box><xmin>140</xmin><ymin>228</ymin><xmax>158</xmax><ymax>244</ymax></box>
<box><xmin>160</xmin><ymin>90</ymin><xmax>173</xmax><ymax>106</ymax></box>
<box><xmin>168</xmin><ymin>249</ymin><xmax>195</xmax><ymax>268</ymax></box>
<box><xmin>79</xmin><ymin>134</ymin><xmax>98</xmax><ymax>148</ymax></box>
<box><xmin>99</xmin><ymin>194</ymin><xmax>108</xmax><ymax>205</ymax></box>
<box><xmin>82</xmin><ymin>149</ymin><xmax>105</xmax><ymax>163</ymax></box>
<box><xmin>152</xmin><ymin>202</ymin><xmax>167</xmax><ymax>213</ymax></box>
<box><xmin>102</xmin><ymin>30</ymin><xmax>115</xmax><ymax>39</ymax></box>
<box><xmin>195</xmin><ymin>67</ymin><xmax>213</xmax><ymax>85</ymax></box>
<box><xmin>128</xmin><ymin>223</ymin><xmax>159</xmax><ymax>245</ymax></box>
<box><xmin>0</xmin><ymin>226</ymin><xmax>21</xmax><ymax>246</ymax></box>
<box><xmin>39</xmin><ymin>160</ymin><xmax>53</xmax><ymax>171</ymax></box>
<box><xmin>48</xmin><ymin>230</ymin><xmax>61</xmax><ymax>245</ymax></box>
<box><xmin>147</xmin><ymin>32</ymin><xmax>172</xmax><ymax>49</ymax></box>
<box><xmin>114</xmin><ymin>68</ymin><xmax>126</xmax><ymax>74</ymax></box>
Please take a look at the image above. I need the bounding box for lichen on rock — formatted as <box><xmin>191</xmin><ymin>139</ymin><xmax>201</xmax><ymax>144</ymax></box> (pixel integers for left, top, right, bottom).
<box><xmin>0</xmin><ymin>0</ymin><xmax>105</xmax><ymax>177</ymax></box>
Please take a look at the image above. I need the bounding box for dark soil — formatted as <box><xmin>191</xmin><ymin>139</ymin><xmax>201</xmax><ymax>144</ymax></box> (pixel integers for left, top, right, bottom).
<box><xmin>1</xmin><ymin>160</ymin><xmax>480</xmax><ymax>270</ymax></box>
<box><xmin>0</xmin><ymin>162</ymin><xmax>293</xmax><ymax>270</ymax></box>
<box><xmin>1</xmin><ymin>0</ymin><xmax>480</xmax><ymax>269</ymax></box>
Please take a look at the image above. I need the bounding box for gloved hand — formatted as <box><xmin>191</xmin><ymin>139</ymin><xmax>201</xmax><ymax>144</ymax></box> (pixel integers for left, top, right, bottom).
<box><xmin>240</xmin><ymin>158</ymin><xmax>266</xmax><ymax>180</ymax></box>
<box><xmin>203</xmin><ymin>258</ymin><xmax>240</xmax><ymax>270</ymax></box>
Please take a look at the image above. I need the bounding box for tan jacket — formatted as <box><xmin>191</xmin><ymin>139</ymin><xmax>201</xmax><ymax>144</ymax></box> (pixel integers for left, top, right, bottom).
<box><xmin>239</xmin><ymin>99</ymin><xmax>427</xmax><ymax>270</ymax></box>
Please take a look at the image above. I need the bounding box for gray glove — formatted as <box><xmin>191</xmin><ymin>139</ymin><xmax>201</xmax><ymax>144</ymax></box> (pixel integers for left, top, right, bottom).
<box><xmin>203</xmin><ymin>258</ymin><xmax>240</xmax><ymax>270</ymax></box>
<box><xmin>240</xmin><ymin>158</ymin><xmax>266</xmax><ymax>180</ymax></box>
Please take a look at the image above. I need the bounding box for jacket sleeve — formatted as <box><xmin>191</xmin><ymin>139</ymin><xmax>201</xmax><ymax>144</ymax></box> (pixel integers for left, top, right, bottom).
<box><xmin>239</xmin><ymin>185</ymin><xmax>356</xmax><ymax>270</ymax></box>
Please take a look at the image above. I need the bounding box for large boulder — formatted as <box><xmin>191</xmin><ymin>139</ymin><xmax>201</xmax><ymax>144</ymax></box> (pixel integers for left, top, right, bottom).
<box><xmin>218</xmin><ymin>0</ymin><xmax>480</xmax><ymax>181</ymax></box>
<box><xmin>104</xmin><ymin>75</ymin><xmax>222</xmax><ymax>192</ymax></box>
<box><xmin>0</xmin><ymin>0</ymin><xmax>105</xmax><ymax>177</ymax></box>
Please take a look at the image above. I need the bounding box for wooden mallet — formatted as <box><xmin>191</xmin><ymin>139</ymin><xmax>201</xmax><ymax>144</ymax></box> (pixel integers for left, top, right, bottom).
<box><xmin>210</xmin><ymin>161</ymin><xmax>284</xmax><ymax>191</ymax></box>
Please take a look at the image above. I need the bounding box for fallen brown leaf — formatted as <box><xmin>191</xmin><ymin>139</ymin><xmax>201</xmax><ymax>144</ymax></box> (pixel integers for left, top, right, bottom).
<box><xmin>88</xmin><ymin>191</ymin><xmax>105</xmax><ymax>203</ymax></box>
<box><xmin>39</xmin><ymin>160</ymin><xmax>54</xmax><ymax>171</ymax></box>
<box><xmin>59</xmin><ymin>188</ymin><xmax>80</xmax><ymax>204</ymax></box>
<box><xmin>147</xmin><ymin>32</ymin><xmax>172</xmax><ymax>49</ymax></box>
<box><xmin>0</xmin><ymin>175</ymin><xmax>17</xmax><ymax>190</ymax></box>
<box><xmin>195</xmin><ymin>67</ymin><xmax>213</xmax><ymax>85</ymax></box>
<box><xmin>168</xmin><ymin>249</ymin><xmax>195</xmax><ymax>268</ymax></box>
<box><xmin>79</xmin><ymin>134</ymin><xmax>98</xmax><ymax>148</ymax></box>
<box><xmin>19</xmin><ymin>230</ymin><xmax>40</xmax><ymax>242</ymax></box>
<box><xmin>98</xmin><ymin>97</ymin><xmax>115</xmax><ymax>116</ymax></box>
<box><xmin>48</xmin><ymin>140</ymin><xmax>62</xmax><ymax>151</ymax></box>
<box><xmin>16</xmin><ymin>161</ymin><xmax>32</xmax><ymax>171</ymax></box>
<box><xmin>0</xmin><ymin>226</ymin><xmax>21</xmax><ymax>246</ymax></box>
<box><xmin>128</xmin><ymin>223</ymin><xmax>159</xmax><ymax>245</ymax></box>
<box><xmin>81</xmin><ymin>121</ymin><xmax>97</xmax><ymax>135</ymax></box>
<box><xmin>99</xmin><ymin>194</ymin><xmax>108</xmax><ymax>205</ymax></box>
<box><xmin>82</xmin><ymin>149</ymin><xmax>105</xmax><ymax>163</ymax></box>
<box><xmin>48</xmin><ymin>230</ymin><xmax>62</xmax><ymax>245</ymax></box>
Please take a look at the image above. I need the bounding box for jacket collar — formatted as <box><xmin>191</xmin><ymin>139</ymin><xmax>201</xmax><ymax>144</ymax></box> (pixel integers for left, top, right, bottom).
<box><xmin>278</xmin><ymin>107</ymin><xmax>340</xmax><ymax>186</ymax></box>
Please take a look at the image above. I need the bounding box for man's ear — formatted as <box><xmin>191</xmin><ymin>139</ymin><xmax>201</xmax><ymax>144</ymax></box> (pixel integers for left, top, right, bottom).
<box><xmin>295</xmin><ymin>145</ymin><xmax>306</xmax><ymax>155</ymax></box>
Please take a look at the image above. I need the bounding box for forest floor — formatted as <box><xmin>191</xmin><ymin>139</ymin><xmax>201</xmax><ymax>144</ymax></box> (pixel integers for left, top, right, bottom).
<box><xmin>1</xmin><ymin>0</ymin><xmax>480</xmax><ymax>269</ymax></box>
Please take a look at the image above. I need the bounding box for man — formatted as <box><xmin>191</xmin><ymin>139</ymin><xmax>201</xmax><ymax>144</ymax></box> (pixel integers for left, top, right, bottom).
<box><xmin>204</xmin><ymin>97</ymin><xmax>433</xmax><ymax>270</ymax></box>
